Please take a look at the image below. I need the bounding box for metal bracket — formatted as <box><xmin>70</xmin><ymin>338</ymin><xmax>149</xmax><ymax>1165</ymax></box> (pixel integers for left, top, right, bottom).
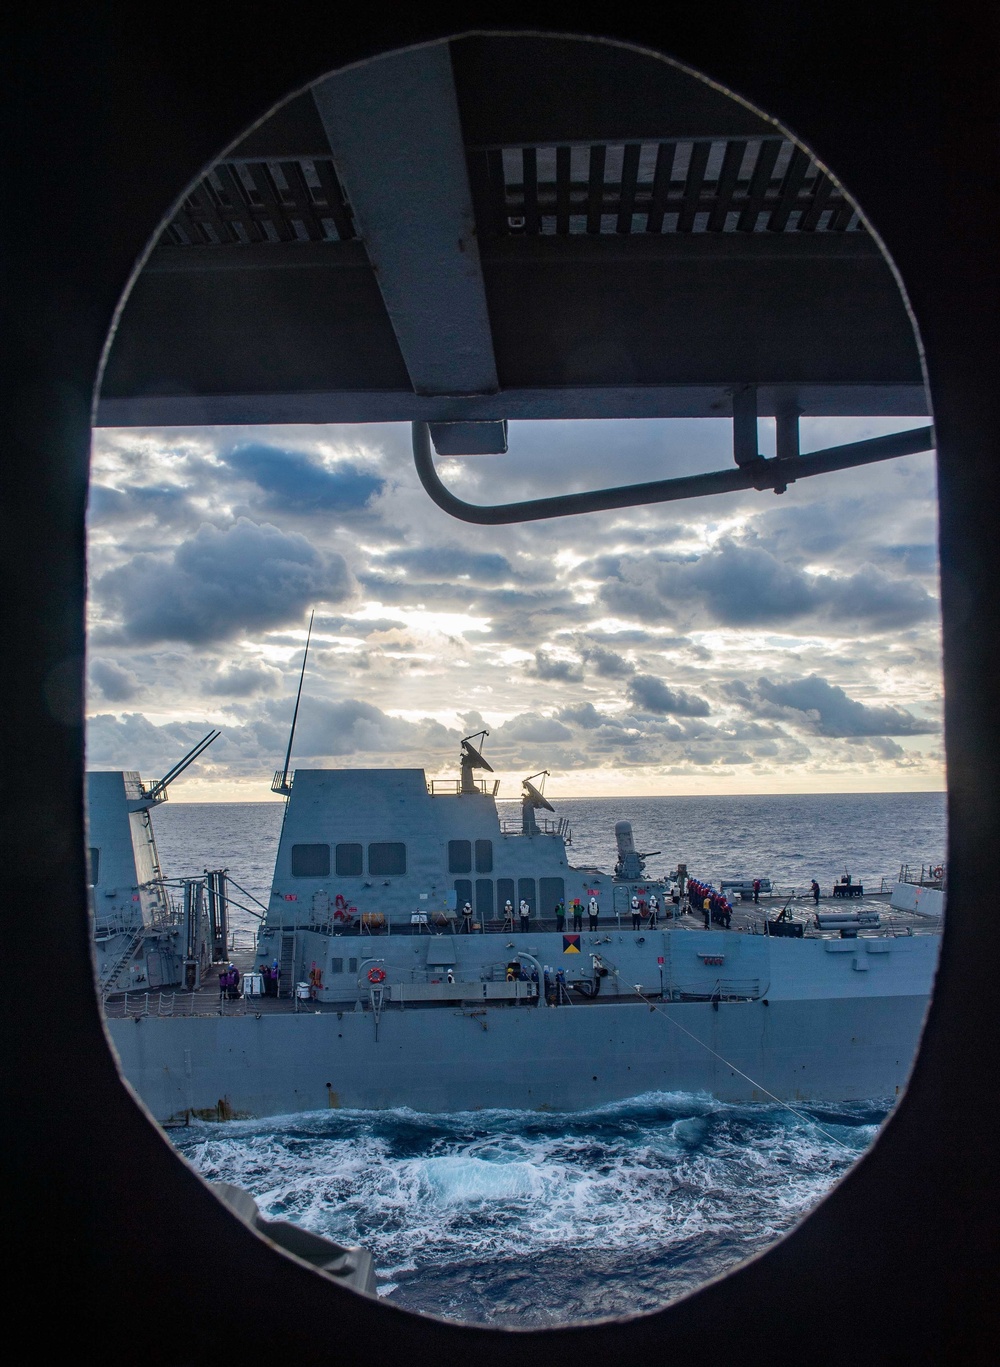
<box><xmin>411</xmin><ymin>415</ymin><xmax>933</xmax><ymax>526</ymax></box>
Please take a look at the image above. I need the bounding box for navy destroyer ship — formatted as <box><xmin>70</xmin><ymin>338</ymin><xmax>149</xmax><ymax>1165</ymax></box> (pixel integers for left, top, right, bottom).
<box><xmin>92</xmin><ymin>728</ymin><xmax>941</xmax><ymax>1123</ymax></box>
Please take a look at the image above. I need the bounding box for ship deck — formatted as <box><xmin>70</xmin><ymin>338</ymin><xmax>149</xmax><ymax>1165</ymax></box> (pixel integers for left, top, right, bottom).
<box><xmin>102</xmin><ymin>890</ymin><xmax>939</xmax><ymax>1020</ymax></box>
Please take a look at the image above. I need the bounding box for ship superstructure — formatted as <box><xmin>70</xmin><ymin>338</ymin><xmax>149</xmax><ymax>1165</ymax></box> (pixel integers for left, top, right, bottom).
<box><xmin>94</xmin><ymin>731</ymin><xmax>942</xmax><ymax>1122</ymax></box>
<box><xmin>87</xmin><ymin>731</ymin><xmax>227</xmax><ymax>995</ymax></box>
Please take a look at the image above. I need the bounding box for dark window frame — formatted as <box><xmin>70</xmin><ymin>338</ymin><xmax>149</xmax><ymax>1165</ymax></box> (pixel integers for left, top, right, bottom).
<box><xmin>540</xmin><ymin>876</ymin><xmax>566</xmax><ymax>915</ymax></box>
<box><xmin>448</xmin><ymin>838</ymin><xmax>472</xmax><ymax>873</ymax></box>
<box><xmin>291</xmin><ymin>843</ymin><xmax>331</xmax><ymax>877</ymax></box>
<box><xmin>368</xmin><ymin>841</ymin><xmax>406</xmax><ymax>876</ymax></box>
<box><xmin>475</xmin><ymin>878</ymin><xmax>494</xmax><ymax>920</ymax></box>
<box><xmin>335</xmin><ymin>842</ymin><xmax>363</xmax><ymax>876</ymax></box>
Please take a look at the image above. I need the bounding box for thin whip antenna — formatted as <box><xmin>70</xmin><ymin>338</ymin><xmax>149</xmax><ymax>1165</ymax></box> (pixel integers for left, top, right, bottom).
<box><xmin>276</xmin><ymin>610</ymin><xmax>314</xmax><ymax>795</ymax></box>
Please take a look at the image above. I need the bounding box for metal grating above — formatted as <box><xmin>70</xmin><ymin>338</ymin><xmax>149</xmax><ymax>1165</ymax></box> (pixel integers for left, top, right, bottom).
<box><xmin>163</xmin><ymin>158</ymin><xmax>357</xmax><ymax>247</ymax></box>
<box><xmin>477</xmin><ymin>138</ymin><xmax>862</xmax><ymax>236</ymax></box>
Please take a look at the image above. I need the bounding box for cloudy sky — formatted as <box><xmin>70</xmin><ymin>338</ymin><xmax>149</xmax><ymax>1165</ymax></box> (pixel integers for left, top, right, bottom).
<box><xmin>85</xmin><ymin>415</ymin><xmax>943</xmax><ymax>801</ymax></box>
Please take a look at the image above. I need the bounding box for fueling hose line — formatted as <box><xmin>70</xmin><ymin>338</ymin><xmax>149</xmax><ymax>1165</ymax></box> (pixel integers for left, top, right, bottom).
<box><xmin>629</xmin><ymin>983</ymin><xmax>847</xmax><ymax>1147</ymax></box>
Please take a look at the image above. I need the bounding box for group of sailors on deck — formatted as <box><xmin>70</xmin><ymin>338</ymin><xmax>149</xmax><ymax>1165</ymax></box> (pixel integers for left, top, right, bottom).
<box><xmin>686</xmin><ymin>879</ymin><xmax>733</xmax><ymax>929</ymax></box>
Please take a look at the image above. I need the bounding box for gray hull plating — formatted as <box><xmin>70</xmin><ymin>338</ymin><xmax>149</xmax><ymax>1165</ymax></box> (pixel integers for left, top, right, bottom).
<box><xmin>109</xmin><ymin>991</ymin><xmax>928</xmax><ymax>1120</ymax></box>
<box><xmin>108</xmin><ymin>924</ymin><xmax>937</xmax><ymax>1120</ymax></box>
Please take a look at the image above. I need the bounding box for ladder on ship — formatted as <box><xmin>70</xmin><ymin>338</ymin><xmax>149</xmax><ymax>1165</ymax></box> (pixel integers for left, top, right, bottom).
<box><xmin>137</xmin><ymin>805</ymin><xmax>164</xmax><ymax>885</ymax></box>
<box><xmin>659</xmin><ymin>933</ymin><xmax>674</xmax><ymax>999</ymax></box>
<box><xmin>278</xmin><ymin>930</ymin><xmax>296</xmax><ymax>998</ymax></box>
<box><xmin>99</xmin><ymin>923</ymin><xmax>146</xmax><ymax>997</ymax></box>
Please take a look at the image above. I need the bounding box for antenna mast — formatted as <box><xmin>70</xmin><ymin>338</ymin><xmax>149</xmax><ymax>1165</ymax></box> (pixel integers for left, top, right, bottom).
<box><xmin>272</xmin><ymin>610</ymin><xmax>314</xmax><ymax>796</ymax></box>
<box><xmin>459</xmin><ymin>729</ymin><xmax>493</xmax><ymax>794</ymax></box>
<box><xmin>521</xmin><ymin>769</ymin><xmax>555</xmax><ymax>835</ymax></box>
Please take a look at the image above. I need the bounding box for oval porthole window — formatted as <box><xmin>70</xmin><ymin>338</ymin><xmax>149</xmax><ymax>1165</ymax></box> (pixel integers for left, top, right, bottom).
<box><xmin>88</xmin><ymin>32</ymin><xmax>944</xmax><ymax>1326</ymax></box>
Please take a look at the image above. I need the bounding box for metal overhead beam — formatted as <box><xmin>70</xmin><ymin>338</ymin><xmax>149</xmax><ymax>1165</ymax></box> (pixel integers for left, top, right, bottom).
<box><xmin>140</xmin><ymin>231</ymin><xmax>886</xmax><ymax>274</ymax></box>
<box><xmin>311</xmin><ymin>47</ymin><xmax>501</xmax><ymax>413</ymax></box>
<box><xmin>99</xmin><ymin>222</ymin><xmax>918</xmax><ymax>426</ymax></box>
<box><xmin>94</xmin><ymin>383</ymin><xmax>928</xmax><ymax>428</ymax></box>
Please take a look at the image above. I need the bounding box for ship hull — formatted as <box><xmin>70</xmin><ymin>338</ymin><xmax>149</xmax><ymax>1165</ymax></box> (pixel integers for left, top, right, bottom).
<box><xmin>108</xmin><ymin>988</ymin><xmax>929</xmax><ymax>1121</ymax></box>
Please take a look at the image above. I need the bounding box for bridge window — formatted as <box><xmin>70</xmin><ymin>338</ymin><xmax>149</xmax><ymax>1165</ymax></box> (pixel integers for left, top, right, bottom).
<box><xmin>540</xmin><ymin>877</ymin><xmax>566</xmax><ymax>914</ymax></box>
<box><xmin>335</xmin><ymin>842</ymin><xmax>363</xmax><ymax>876</ymax></box>
<box><xmin>291</xmin><ymin>843</ymin><xmax>330</xmax><ymax>877</ymax></box>
<box><xmin>475</xmin><ymin>839</ymin><xmax>493</xmax><ymax>872</ymax></box>
<box><xmin>369</xmin><ymin>842</ymin><xmax>406</xmax><ymax>876</ymax></box>
<box><xmin>476</xmin><ymin>878</ymin><xmax>494</xmax><ymax>920</ymax></box>
<box><xmin>448</xmin><ymin>839</ymin><xmax>472</xmax><ymax>873</ymax></box>
<box><xmin>518</xmin><ymin>877</ymin><xmax>536</xmax><ymax>912</ymax></box>
<box><xmin>87</xmin><ymin>846</ymin><xmax>100</xmax><ymax>886</ymax></box>
<box><xmin>454</xmin><ymin>879</ymin><xmax>473</xmax><ymax>911</ymax></box>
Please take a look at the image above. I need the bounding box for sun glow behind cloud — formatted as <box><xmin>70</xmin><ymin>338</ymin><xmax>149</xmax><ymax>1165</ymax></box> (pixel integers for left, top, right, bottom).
<box><xmin>86</xmin><ymin>418</ymin><xmax>943</xmax><ymax>801</ymax></box>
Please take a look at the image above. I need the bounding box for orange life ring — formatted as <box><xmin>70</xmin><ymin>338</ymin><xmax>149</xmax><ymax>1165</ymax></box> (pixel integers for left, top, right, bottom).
<box><xmin>367</xmin><ymin>966</ymin><xmax>386</xmax><ymax>984</ymax></box>
<box><xmin>931</xmin><ymin>865</ymin><xmax>944</xmax><ymax>880</ymax></box>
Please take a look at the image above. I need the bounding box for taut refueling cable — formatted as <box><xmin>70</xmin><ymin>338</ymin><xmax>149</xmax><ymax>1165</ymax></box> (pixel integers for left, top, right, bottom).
<box><xmin>629</xmin><ymin>982</ymin><xmax>845</xmax><ymax>1146</ymax></box>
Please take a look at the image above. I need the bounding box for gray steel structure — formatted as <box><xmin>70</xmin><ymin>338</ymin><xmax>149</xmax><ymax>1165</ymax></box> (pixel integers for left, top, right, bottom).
<box><xmin>97</xmin><ymin>756</ymin><xmax>940</xmax><ymax>1122</ymax></box>
<box><xmin>86</xmin><ymin>770</ymin><xmax>177</xmax><ymax>993</ymax></box>
<box><xmin>95</xmin><ymin>38</ymin><xmax>926</xmax><ymax>440</ymax></box>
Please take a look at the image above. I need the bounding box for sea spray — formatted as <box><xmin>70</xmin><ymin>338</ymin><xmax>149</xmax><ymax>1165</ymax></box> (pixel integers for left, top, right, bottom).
<box><xmin>173</xmin><ymin>1091</ymin><xmax>888</xmax><ymax>1326</ymax></box>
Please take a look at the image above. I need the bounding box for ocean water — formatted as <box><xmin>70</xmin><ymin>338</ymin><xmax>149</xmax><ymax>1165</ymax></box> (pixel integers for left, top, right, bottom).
<box><xmin>154</xmin><ymin>791</ymin><xmax>944</xmax><ymax>1324</ymax></box>
<box><xmin>153</xmin><ymin>791</ymin><xmax>947</xmax><ymax>925</ymax></box>
<box><xmin>172</xmin><ymin>1093</ymin><xmax>886</xmax><ymax>1324</ymax></box>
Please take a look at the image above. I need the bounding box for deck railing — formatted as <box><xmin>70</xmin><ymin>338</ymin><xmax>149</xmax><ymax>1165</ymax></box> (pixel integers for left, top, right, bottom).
<box><xmin>498</xmin><ymin>815</ymin><xmax>573</xmax><ymax>842</ymax></box>
<box><xmin>106</xmin><ymin>990</ymin><xmax>255</xmax><ymax>1019</ymax></box>
<box><xmin>427</xmin><ymin>778</ymin><xmax>501</xmax><ymax>796</ymax></box>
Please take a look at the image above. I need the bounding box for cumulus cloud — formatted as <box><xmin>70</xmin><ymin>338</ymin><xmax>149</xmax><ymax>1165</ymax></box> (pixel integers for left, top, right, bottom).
<box><xmin>845</xmin><ymin>735</ymin><xmax>906</xmax><ymax>760</ymax></box>
<box><xmin>581</xmin><ymin>643</ymin><xmax>636</xmax><ymax>677</ymax></box>
<box><xmin>380</xmin><ymin>546</ymin><xmax>515</xmax><ymax>584</ymax></box>
<box><xmin>87</xmin><ymin>711</ymin><xmax>229</xmax><ymax>770</ymax></box>
<box><xmin>97</xmin><ymin>518</ymin><xmax>355</xmax><ymax>645</ymax></box>
<box><xmin>627</xmin><ymin>674</ymin><xmax>711</xmax><ymax>717</ymax></box>
<box><xmin>89</xmin><ymin>657</ymin><xmax>142</xmax><ymax>702</ymax></box>
<box><xmin>202</xmin><ymin>661</ymin><xmax>283</xmax><ymax>697</ymax></box>
<box><xmin>269</xmin><ymin>697</ymin><xmax>457</xmax><ymax>761</ymax></box>
<box><xmin>86</xmin><ymin>702</ymin><xmax>459</xmax><ymax>776</ymax></box>
<box><xmin>526</xmin><ymin>650</ymin><xmax>585</xmax><ymax>683</ymax></box>
<box><xmin>726</xmin><ymin>675</ymin><xmax>937</xmax><ymax>736</ymax></box>
<box><xmin>314</xmin><ymin>615</ymin><xmax>407</xmax><ymax>639</ymax></box>
<box><xmin>87</xmin><ymin>483</ymin><xmax>192</xmax><ymax>526</ymax></box>
<box><xmin>221</xmin><ymin>444</ymin><xmax>384</xmax><ymax>513</ymax></box>
<box><xmin>493</xmin><ymin>713</ymin><xmax>574</xmax><ymax>743</ymax></box>
<box><xmin>557</xmin><ymin>702</ymin><xmax>619</xmax><ymax>729</ymax></box>
<box><xmin>600</xmin><ymin>541</ymin><xmax>936</xmax><ymax>631</ymax></box>
<box><xmin>86</xmin><ymin>421</ymin><xmax>943</xmax><ymax>790</ymax></box>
